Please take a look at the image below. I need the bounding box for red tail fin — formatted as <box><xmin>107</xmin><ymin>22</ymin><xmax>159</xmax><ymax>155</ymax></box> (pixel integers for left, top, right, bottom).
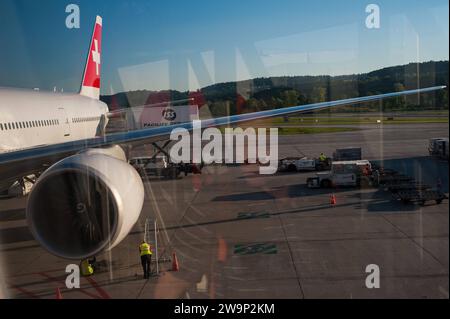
<box><xmin>80</xmin><ymin>16</ymin><xmax>102</xmax><ymax>100</ymax></box>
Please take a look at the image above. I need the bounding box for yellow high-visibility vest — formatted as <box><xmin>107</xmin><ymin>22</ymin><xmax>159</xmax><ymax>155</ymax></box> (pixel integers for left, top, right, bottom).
<box><xmin>140</xmin><ymin>243</ymin><xmax>152</xmax><ymax>256</ymax></box>
<box><xmin>80</xmin><ymin>259</ymin><xmax>94</xmax><ymax>276</ymax></box>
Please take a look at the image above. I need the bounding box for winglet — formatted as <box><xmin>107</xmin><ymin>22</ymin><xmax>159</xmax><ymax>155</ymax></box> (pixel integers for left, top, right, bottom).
<box><xmin>80</xmin><ymin>16</ymin><xmax>103</xmax><ymax>100</ymax></box>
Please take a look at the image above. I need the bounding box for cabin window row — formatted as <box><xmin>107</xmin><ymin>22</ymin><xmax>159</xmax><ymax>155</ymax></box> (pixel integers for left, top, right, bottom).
<box><xmin>0</xmin><ymin>119</ymin><xmax>59</xmax><ymax>131</ymax></box>
<box><xmin>73</xmin><ymin>116</ymin><xmax>100</xmax><ymax>123</ymax></box>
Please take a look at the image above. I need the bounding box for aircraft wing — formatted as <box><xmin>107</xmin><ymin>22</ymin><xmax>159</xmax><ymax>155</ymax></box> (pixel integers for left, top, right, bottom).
<box><xmin>0</xmin><ymin>86</ymin><xmax>445</xmax><ymax>169</ymax></box>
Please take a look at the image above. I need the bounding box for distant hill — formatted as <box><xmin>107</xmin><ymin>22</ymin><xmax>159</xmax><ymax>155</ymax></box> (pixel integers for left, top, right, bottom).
<box><xmin>101</xmin><ymin>61</ymin><xmax>448</xmax><ymax>116</ymax></box>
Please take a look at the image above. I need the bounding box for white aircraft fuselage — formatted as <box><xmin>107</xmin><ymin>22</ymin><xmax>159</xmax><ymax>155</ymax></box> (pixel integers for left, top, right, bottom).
<box><xmin>0</xmin><ymin>87</ymin><xmax>108</xmax><ymax>154</ymax></box>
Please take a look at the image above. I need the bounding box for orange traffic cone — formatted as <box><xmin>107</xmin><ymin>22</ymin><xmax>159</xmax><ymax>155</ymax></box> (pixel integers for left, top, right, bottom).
<box><xmin>330</xmin><ymin>194</ymin><xmax>337</xmax><ymax>206</ymax></box>
<box><xmin>55</xmin><ymin>287</ymin><xmax>63</xmax><ymax>299</ymax></box>
<box><xmin>172</xmin><ymin>252</ymin><xmax>180</xmax><ymax>272</ymax></box>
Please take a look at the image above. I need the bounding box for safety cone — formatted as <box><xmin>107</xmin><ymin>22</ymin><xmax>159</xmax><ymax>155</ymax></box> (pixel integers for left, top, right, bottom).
<box><xmin>55</xmin><ymin>287</ymin><xmax>63</xmax><ymax>299</ymax></box>
<box><xmin>330</xmin><ymin>194</ymin><xmax>337</xmax><ymax>206</ymax></box>
<box><xmin>172</xmin><ymin>252</ymin><xmax>180</xmax><ymax>272</ymax></box>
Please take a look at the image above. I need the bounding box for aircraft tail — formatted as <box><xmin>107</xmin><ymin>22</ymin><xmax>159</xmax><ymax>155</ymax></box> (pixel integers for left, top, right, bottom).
<box><xmin>80</xmin><ymin>16</ymin><xmax>102</xmax><ymax>100</ymax></box>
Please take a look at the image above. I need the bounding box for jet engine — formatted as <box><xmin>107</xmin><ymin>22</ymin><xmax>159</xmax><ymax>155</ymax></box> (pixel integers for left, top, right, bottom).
<box><xmin>26</xmin><ymin>147</ymin><xmax>144</xmax><ymax>260</ymax></box>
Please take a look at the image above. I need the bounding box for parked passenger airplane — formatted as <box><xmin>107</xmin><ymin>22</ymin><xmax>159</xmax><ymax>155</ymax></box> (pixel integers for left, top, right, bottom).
<box><xmin>0</xmin><ymin>16</ymin><xmax>445</xmax><ymax>260</ymax></box>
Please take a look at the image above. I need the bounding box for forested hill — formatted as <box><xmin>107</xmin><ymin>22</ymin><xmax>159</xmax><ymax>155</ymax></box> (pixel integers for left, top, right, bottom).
<box><xmin>102</xmin><ymin>61</ymin><xmax>448</xmax><ymax>115</ymax></box>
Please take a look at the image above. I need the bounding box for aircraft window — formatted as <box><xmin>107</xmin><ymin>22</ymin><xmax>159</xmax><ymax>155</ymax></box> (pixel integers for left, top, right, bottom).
<box><xmin>0</xmin><ymin>123</ymin><xmax>3</xmax><ymax>130</ymax></box>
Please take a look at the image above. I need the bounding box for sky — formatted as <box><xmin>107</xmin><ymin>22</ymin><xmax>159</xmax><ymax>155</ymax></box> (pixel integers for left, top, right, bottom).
<box><xmin>0</xmin><ymin>0</ymin><xmax>448</xmax><ymax>94</ymax></box>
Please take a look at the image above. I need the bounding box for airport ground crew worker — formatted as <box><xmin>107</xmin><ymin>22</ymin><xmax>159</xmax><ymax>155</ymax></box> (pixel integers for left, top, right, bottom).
<box><xmin>139</xmin><ymin>241</ymin><xmax>153</xmax><ymax>279</ymax></box>
<box><xmin>319</xmin><ymin>153</ymin><xmax>327</xmax><ymax>162</ymax></box>
<box><xmin>362</xmin><ymin>164</ymin><xmax>372</xmax><ymax>176</ymax></box>
<box><xmin>80</xmin><ymin>258</ymin><xmax>95</xmax><ymax>277</ymax></box>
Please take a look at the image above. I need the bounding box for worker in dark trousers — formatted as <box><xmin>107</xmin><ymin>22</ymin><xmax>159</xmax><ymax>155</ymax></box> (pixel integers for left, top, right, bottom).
<box><xmin>139</xmin><ymin>241</ymin><xmax>153</xmax><ymax>279</ymax></box>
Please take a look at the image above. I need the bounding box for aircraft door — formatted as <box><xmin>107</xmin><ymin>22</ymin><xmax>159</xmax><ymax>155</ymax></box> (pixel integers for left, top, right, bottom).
<box><xmin>58</xmin><ymin>107</ymin><xmax>71</xmax><ymax>137</ymax></box>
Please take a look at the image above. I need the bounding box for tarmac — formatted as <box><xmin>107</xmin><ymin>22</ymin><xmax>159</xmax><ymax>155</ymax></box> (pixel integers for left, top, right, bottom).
<box><xmin>0</xmin><ymin>122</ymin><xmax>448</xmax><ymax>299</ymax></box>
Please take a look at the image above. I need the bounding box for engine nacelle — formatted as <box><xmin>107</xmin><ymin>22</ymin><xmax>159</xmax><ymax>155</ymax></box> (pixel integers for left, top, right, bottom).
<box><xmin>27</xmin><ymin>150</ymin><xmax>144</xmax><ymax>260</ymax></box>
